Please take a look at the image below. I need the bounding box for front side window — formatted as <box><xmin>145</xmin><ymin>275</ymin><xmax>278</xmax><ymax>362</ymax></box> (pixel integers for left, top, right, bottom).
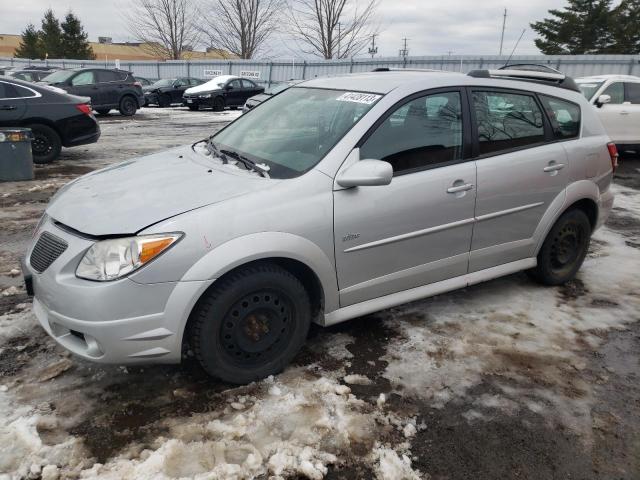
<box><xmin>41</xmin><ymin>70</ymin><xmax>74</xmax><ymax>84</ymax></box>
<box><xmin>212</xmin><ymin>87</ymin><xmax>380</xmax><ymax>178</ymax></box>
<box><xmin>360</xmin><ymin>92</ymin><xmax>463</xmax><ymax>174</ymax></box>
<box><xmin>473</xmin><ymin>91</ymin><xmax>544</xmax><ymax>155</ymax></box>
<box><xmin>602</xmin><ymin>82</ymin><xmax>624</xmax><ymax>104</ymax></box>
<box><xmin>229</xmin><ymin>79</ymin><xmax>242</xmax><ymax>89</ymax></box>
<box><xmin>625</xmin><ymin>82</ymin><xmax>640</xmax><ymax>104</ymax></box>
<box><xmin>540</xmin><ymin>95</ymin><xmax>581</xmax><ymax>139</ymax></box>
<box><xmin>72</xmin><ymin>71</ymin><xmax>95</xmax><ymax>86</ymax></box>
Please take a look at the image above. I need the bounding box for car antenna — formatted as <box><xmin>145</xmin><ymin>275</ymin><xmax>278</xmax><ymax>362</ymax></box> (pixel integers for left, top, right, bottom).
<box><xmin>503</xmin><ymin>28</ymin><xmax>526</xmax><ymax>69</ymax></box>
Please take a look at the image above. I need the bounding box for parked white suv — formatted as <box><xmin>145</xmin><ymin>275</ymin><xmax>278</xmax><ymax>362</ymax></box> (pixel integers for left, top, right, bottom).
<box><xmin>576</xmin><ymin>74</ymin><xmax>640</xmax><ymax>153</ymax></box>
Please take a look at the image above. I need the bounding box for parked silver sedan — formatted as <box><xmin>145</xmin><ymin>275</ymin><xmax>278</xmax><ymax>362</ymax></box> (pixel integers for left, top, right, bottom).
<box><xmin>23</xmin><ymin>69</ymin><xmax>616</xmax><ymax>383</ymax></box>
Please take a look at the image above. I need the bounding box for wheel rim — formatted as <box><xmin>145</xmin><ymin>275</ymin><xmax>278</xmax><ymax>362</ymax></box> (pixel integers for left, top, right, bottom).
<box><xmin>214</xmin><ymin>98</ymin><xmax>224</xmax><ymax>109</ymax></box>
<box><xmin>32</xmin><ymin>133</ymin><xmax>52</xmax><ymax>155</ymax></box>
<box><xmin>219</xmin><ymin>289</ymin><xmax>295</xmax><ymax>366</ymax></box>
<box><xmin>549</xmin><ymin>221</ymin><xmax>586</xmax><ymax>272</ymax></box>
<box><xmin>123</xmin><ymin>99</ymin><xmax>135</xmax><ymax>114</ymax></box>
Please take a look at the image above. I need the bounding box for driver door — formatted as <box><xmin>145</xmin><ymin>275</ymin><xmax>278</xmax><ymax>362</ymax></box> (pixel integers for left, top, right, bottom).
<box><xmin>333</xmin><ymin>90</ymin><xmax>476</xmax><ymax>307</ymax></box>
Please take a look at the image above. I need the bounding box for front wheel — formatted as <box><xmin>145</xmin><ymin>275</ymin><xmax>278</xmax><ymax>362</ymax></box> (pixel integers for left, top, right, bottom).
<box><xmin>158</xmin><ymin>93</ymin><xmax>171</xmax><ymax>108</ymax></box>
<box><xmin>528</xmin><ymin>209</ymin><xmax>591</xmax><ymax>285</ymax></box>
<box><xmin>212</xmin><ymin>96</ymin><xmax>225</xmax><ymax>112</ymax></box>
<box><xmin>118</xmin><ymin>96</ymin><xmax>137</xmax><ymax>116</ymax></box>
<box><xmin>191</xmin><ymin>263</ymin><xmax>311</xmax><ymax>384</ymax></box>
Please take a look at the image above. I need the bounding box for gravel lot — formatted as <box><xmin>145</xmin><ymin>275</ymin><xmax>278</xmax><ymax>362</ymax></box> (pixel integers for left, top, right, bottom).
<box><xmin>0</xmin><ymin>107</ymin><xmax>639</xmax><ymax>480</ymax></box>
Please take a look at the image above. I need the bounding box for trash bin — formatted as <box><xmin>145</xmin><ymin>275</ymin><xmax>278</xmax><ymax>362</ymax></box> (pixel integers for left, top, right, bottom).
<box><xmin>0</xmin><ymin>128</ymin><xmax>35</xmax><ymax>181</ymax></box>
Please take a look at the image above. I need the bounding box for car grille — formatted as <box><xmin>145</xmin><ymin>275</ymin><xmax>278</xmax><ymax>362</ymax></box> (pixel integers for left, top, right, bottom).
<box><xmin>30</xmin><ymin>231</ymin><xmax>68</xmax><ymax>273</ymax></box>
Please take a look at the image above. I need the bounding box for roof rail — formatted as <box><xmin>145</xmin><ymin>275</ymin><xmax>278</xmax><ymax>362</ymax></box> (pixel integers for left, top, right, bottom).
<box><xmin>467</xmin><ymin>68</ymin><xmax>580</xmax><ymax>92</ymax></box>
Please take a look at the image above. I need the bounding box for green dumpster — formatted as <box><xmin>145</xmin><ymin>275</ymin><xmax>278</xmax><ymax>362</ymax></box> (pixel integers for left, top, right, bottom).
<box><xmin>0</xmin><ymin>128</ymin><xmax>34</xmax><ymax>181</ymax></box>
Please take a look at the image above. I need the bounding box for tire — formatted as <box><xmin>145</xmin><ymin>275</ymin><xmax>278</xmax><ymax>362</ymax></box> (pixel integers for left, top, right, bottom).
<box><xmin>118</xmin><ymin>95</ymin><xmax>137</xmax><ymax>116</ymax></box>
<box><xmin>212</xmin><ymin>96</ymin><xmax>225</xmax><ymax>112</ymax></box>
<box><xmin>158</xmin><ymin>93</ymin><xmax>171</xmax><ymax>108</ymax></box>
<box><xmin>528</xmin><ymin>209</ymin><xmax>591</xmax><ymax>286</ymax></box>
<box><xmin>95</xmin><ymin>109</ymin><xmax>110</xmax><ymax>115</ymax></box>
<box><xmin>28</xmin><ymin>124</ymin><xmax>62</xmax><ymax>164</ymax></box>
<box><xmin>191</xmin><ymin>263</ymin><xmax>311</xmax><ymax>384</ymax></box>
<box><xmin>187</xmin><ymin>105</ymin><xmax>199</xmax><ymax>111</ymax></box>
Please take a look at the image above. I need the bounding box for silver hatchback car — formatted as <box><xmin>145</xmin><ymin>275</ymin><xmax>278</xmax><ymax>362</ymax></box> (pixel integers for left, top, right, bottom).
<box><xmin>24</xmin><ymin>69</ymin><xmax>617</xmax><ymax>383</ymax></box>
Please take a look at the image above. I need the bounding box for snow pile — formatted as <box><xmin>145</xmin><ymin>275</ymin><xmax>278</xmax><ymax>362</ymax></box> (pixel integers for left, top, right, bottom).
<box><xmin>371</xmin><ymin>446</ymin><xmax>421</xmax><ymax>480</ymax></box>
<box><xmin>78</xmin><ymin>374</ymin><xmax>375</xmax><ymax>479</ymax></box>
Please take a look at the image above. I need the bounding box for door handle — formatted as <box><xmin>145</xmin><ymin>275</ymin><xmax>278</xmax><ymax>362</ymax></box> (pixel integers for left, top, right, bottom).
<box><xmin>620</xmin><ymin>111</ymin><xmax>630</xmax><ymax>115</ymax></box>
<box><xmin>447</xmin><ymin>183</ymin><xmax>474</xmax><ymax>193</ymax></box>
<box><xmin>0</xmin><ymin>105</ymin><xmax>17</xmax><ymax>110</ymax></box>
<box><xmin>543</xmin><ymin>163</ymin><xmax>565</xmax><ymax>173</ymax></box>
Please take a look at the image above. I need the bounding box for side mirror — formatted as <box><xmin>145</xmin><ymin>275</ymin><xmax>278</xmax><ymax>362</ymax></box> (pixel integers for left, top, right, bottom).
<box><xmin>596</xmin><ymin>94</ymin><xmax>611</xmax><ymax>108</ymax></box>
<box><xmin>336</xmin><ymin>159</ymin><xmax>393</xmax><ymax>188</ymax></box>
<box><xmin>226</xmin><ymin>84</ymin><xmax>234</xmax><ymax>90</ymax></box>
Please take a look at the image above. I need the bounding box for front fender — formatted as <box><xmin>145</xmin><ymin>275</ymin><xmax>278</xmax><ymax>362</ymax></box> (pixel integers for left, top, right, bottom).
<box><xmin>180</xmin><ymin>232</ymin><xmax>339</xmax><ymax>313</ymax></box>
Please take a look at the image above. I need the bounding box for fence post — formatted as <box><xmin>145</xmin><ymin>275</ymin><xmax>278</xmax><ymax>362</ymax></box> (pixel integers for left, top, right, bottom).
<box><xmin>628</xmin><ymin>57</ymin><xmax>636</xmax><ymax>75</ymax></box>
<box><xmin>228</xmin><ymin>61</ymin><xmax>233</xmax><ymax>74</ymax></box>
<box><xmin>479</xmin><ymin>58</ymin><xmax>484</xmax><ymax>69</ymax></box>
<box><xmin>156</xmin><ymin>62</ymin><xmax>161</xmax><ymax>79</ymax></box>
<box><xmin>556</xmin><ymin>58</ymin><xmax>562</xmax><ymax>71</ymax></box>
<box><xmin>267</xmin><ymin>62</ymin><xmax>273</xmax><ymax>87</ymax></box>
<box><xmin>302</xmin><ymin>60</ymin><xmax>307</xmax><ymax>79</ymax></box>
<box><xmin>187</xmin><ymin>61</ymin><xmax>190</xmax><ymax>77</ymax></box>
<box><xmin>349</xmin><ymin>57</ymin><xmax>354</xmax><ymax>73</ymax></box>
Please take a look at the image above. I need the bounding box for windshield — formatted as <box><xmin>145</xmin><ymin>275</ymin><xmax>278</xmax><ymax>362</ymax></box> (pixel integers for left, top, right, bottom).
<box><xmin>41</xmin><ymin>70</ymin><xmax>74</xmax><ymax>84</ymax></box>
<box><xmin>212</xmin><ymin>87</ymin><xmax>381</xmax><ymax>178</ymax></box>
<box><xmin>152</xmin><ymin>78</ymin><xmax>174</xmax><ymax>87</ymax></box>
<box><xmin>577</xmin><ymin>81</ymin><xmax>604</xmax><ymax>100</ymax></box>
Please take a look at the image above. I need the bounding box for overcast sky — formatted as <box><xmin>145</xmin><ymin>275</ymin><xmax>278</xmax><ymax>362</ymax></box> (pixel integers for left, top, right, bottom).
<box><xmin>0</xmin><ymin>0</ymin><xmax>591</xmax><ymax>58</ymax></box>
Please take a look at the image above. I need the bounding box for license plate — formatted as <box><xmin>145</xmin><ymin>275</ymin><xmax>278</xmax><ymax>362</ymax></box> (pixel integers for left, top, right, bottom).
<box><xmin>187</xmin><ymin>99</ymin><xmax>193</xmax><ymax>103</ymax></box>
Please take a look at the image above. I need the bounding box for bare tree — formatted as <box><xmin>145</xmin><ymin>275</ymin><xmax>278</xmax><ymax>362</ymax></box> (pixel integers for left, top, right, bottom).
<box><xmin>125</xmin><ymin>0</ymin><xmax>201</xmax><ymax>59</ymax></box>
<box><xmin>199</xmin><ymin>0</ymin><xmax>284</xmax><ymax>59</ymax></box>
<box><xmin>288</xmin><ymin>0</ymin><xmax>379</xmax><ymax>59</ymax></box>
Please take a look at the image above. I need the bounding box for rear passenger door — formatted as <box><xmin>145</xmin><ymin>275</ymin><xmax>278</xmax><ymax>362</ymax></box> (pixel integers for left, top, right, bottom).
<box><xmin>241</xmin><ymin>79</ymin><xmax>260</xmax><ymax>102</ymax></box>
<box><xmin>622</xmin><ymin>82</ymin><xmax>640</xmax><ymax>144</ymax></box>
<box><xmin>469</xmin><ymin>89</ymin><xmax>571</xmax><ymax>272</ymax></box>
<box><xmin>0</xmin><ymin>81</ymin><xmax>27</xmax><ymax>123</ymax></box>
<box><xmin>96</xmin><ymin>70</ymin><xmax>121</xmax><ymax>106</ymax></box>
<box><xmin>67</xmin><ymin>70</ymin><xmax>101</xmax><ymax>106</ymax></box>
<box><xmin>225</xmin><ymin>79</ymin><xmax>243</xmax><ymax>106</ymax></box>
<box><xmin>334</xmin><ymin>90</ymin><xmax>476</xmax><ymax>306</ymax></box>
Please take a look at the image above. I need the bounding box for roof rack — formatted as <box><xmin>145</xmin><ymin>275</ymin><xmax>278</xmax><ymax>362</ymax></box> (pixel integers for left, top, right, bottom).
<box><xmin>467</xmin><ymin>67</ymin><xmax>580</xmax><ymax>92</ymax></box>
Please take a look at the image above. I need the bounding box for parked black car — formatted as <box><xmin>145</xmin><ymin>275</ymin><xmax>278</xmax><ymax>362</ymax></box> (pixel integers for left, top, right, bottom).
<box><xmin>143</xmin><ymin>77</ymin><xmax>204</xmax><ymax>107</ymax></box>
<box><xmin>0</xmin><ymin>77</ymin><xmax>100</xmax><ymax>163</ymax></box>
<box><xmin>39</xmin><ymin>68</ymin><xmax>145</xmax><ymax>116</ymax></box>
<box><xmin>242</xmin><ymin>80</ymin><xmax>303</xmax><ymax>113</ymax></box>
<box><xmin>7</xmin><ymin>69</ymin><xmax>57</xmax><ymax>82</ymax></box>
<box><xmin>182</xmin><ymin>75</ymin><xmax>264</xmax><ymax>111</ymax></box>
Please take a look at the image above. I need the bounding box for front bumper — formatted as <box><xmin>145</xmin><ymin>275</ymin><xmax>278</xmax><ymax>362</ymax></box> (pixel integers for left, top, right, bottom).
<box><xmin>25</xmin><ymin>218</ymin><xmax>214</xmax><ymax>364</ymax></box>
<box><xmin>183</xmin><ymin>96</ymin><xmax>213</xmax><ymax>108</ymax></box>
<box><xmin>144</xmin><ymin>92</ymin><xmax>159</xmax><ymax>106</ymax></box>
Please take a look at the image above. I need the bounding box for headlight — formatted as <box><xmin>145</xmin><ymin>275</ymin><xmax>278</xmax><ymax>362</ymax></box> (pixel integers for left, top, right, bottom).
<box><xmin>199</xmin><ymin>94</ymin><xmax>212</xmax><ymax>98</ymax></box>
<box><xmin>76</xmin><ymin>233</ymin><xmax>182</xmax><ymax>281</ymax></box>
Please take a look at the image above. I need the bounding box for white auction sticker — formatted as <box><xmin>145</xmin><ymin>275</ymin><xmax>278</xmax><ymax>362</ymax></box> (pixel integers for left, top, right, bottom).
<box><xmin>336</xmin><ymin>92</ymin><xmax>381</xmax><ymax>104</ymax></box>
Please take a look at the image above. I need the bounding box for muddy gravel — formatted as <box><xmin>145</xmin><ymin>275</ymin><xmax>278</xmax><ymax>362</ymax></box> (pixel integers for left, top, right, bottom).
<box><xmin>0</xmin><ymin>109</ymin><xmax>639</xmax><ymax>479</ymax></box>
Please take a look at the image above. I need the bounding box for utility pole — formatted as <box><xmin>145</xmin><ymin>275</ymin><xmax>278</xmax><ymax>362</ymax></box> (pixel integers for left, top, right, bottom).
<box><xmin>368</xmin><ymin>33</ymin><xmax>378</xmax><ymax>58</ymax></box>
<box><xmin>399</xmin><ymin>37</ymin><xmax>409</xmax><ymax>59</ymax></box>
<box><xmin>499</xmin><ymin>8</ymin><xmax>507</xmax><ymax>55</ymax></box>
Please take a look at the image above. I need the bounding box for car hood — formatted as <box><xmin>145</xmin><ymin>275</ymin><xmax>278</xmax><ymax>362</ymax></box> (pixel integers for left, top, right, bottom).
<box><xmin>46</xmin><ymin>145</ymin><xmax>275</xmax><ymax>236</ymax></box>
<box><xmin>185</xmin><ymin>83</ymin><xmax>223</xmax><ymax>95</ymax></box>
<box><xmin>142</xmin><ymin>85</ymin><xmax>158</xmax><ymax>93</ymax></box>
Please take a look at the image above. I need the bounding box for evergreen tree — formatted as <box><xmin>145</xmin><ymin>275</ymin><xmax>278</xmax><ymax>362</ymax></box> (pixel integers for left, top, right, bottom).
<box><xmin>530</xmin><ymin>0</ymin><xmax>614</xmax><ymax>54</ymax></box>
<box><xmin>14</xmin><ymin>24</ymin><xmax>43</xmax><ymax>59</ymax></box>
<box><xmin>612</xmin><ymin>0</ymin><xmax>640</xmax><ymax>54</ymax></box>
<box><xmin>39</xmin><ymin>9</ymin><xmax>63</xmax><ymax>59</ymax></box>
<box><xmin>61</xmin><ymin>12</ymin><xmax>95</xmax><ymax>59</ymax></box>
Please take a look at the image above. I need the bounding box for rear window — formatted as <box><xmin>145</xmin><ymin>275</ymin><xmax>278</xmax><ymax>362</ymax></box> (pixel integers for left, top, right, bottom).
<box><xmin>540</xmin><ymin>95</ymin><xmax>581</xmax><ymax>140</ymax></box>
<box><xmin>472</xmin><ymin>91</ymin><xmax>545</xmax><ymax>156</ymax></box>
<box><xmin>97</xmin><ymin>70</ymin><xmax>120</xmax><ymax>82</ymax></box>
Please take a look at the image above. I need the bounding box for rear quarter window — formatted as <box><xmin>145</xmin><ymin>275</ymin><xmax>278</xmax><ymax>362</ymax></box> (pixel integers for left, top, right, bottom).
<box><xmin>625</xmin><ymin>82</ymin><xmax>640</xmax><ymax>104</ymax></box>
<box><xmin>539</xmin><ymin>95</ymin><xmax>581</xmax><ymax>140</ymax></box>
<box><xmin>0</xmin><ymin>82</ymin><xmax>17</xmax><ymax>99</ymax></box>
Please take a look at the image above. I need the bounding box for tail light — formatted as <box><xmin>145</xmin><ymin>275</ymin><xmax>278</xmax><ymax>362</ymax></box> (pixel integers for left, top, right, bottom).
<box><xmin>133</xmin><ymin>81</ymin><xmax>142</xmax><ymax>87</ymax></box>
<box><xmin>607</xmin><ymin>142</ymin><xmax>619</xmax><ymax>173</ymax></box>
<box><xmin>76</xmin><ymin>103</ymin><xmax>92</xmax><ymax>116</ymax></box>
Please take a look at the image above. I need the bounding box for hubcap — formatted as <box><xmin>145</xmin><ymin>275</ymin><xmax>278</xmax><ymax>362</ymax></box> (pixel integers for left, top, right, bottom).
<box><xmin>550</xmin><ymin>222</ymin><xmax>584</xmax><ymax>271</ymax></box>
<box><xmin>220</xmin><ymin>290</ymin><xmax>294</xmax><ymax>366</ymax></box>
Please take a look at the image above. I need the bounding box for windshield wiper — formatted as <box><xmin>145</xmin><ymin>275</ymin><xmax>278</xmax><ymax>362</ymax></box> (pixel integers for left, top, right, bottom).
<box><xmin>220</xmin><ymin>148</ymin><xmax>269</xmax><ymax>177</ymax></box>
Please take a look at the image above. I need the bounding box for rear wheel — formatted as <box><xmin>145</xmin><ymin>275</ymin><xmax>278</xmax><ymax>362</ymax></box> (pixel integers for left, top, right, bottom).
<box><xmin>95</xmin><ymin>109</ymin><xmax>110</xmax><ymax>115</ymax></box>
<box><xmin>28</xmin><ymin>124</ymin><xmax>62</xmax><ymax>164</ymax></box>
<box><xmin>528</xmin><ymin>209</ymin><xmax>591</xmax><ymax>285</ymax></box>
<box><xmin>118</xmin><ymin>95</ymin><xmax>137</xmax><ymax>116</ymax></box>
<box><xmin>187</xmin><ymin>105</ymin><xmax>199</xmax><ymax>111</ymax></box>
<box><xmin>158</xmin><ymin>93</ymin><xmax>171</xmax><ymax>108</ymax></box>
<box><xmin>212</xmin><ymin>96</ymin><xmax>225</xmax><ymax>112</ymax></box>
<box><xmin>191</xmin><ymin>263</ymin><xmax>311</xmax><ymax>383</ymax></box>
